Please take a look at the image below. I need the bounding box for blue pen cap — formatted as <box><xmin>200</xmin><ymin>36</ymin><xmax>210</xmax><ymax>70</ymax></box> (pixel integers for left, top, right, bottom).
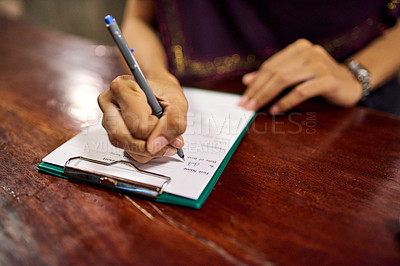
<box><xmin>105</xmin><ymin>15</ymin><xmax>114</xmax><ymax>25</ymax></box>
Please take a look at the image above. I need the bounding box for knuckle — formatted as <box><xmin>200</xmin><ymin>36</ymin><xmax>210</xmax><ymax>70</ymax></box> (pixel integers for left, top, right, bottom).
<box><xmin>97</xmin><ymin>90</ymin><xmax>110</xmax><ymax>110</ymax></box>
<box><xmin>110</xmin><ymin>75</ymin><xmax>131</xmax><ymax>95</ymax></box>
<box><xmin>294</xmin><ymin>86</ymin><xmax>309</xmax><ymax>99</ymax></box>
<box><xmin>110</xmin><ymin>80</ymin><xmax>122</xmax><ymax>96</ymax></box>
<box><xmin>268</xmin><ymin>69</ymin><xmax>286</xmax><ymax>84</ymax></box>
<box><xmin>294</xmin><ymin>38</ymin><xmax>312</xmax><ymax>48</ymax></box>
<box><xmin>97</xmin><ymin>91</ymin><xmax>106</xmax><ymax>105</ymax></box>
<box><xmin>312</xmin><ymin>44</ymin><xmax>327</xmax><ymax>56</ymax></box>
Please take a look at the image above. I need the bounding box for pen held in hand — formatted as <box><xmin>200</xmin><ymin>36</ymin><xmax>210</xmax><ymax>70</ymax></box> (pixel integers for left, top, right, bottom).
<box><xmin>105</xmin><ymin>14</ymin><xmax>185</xmax><ymax>161</ymax></box>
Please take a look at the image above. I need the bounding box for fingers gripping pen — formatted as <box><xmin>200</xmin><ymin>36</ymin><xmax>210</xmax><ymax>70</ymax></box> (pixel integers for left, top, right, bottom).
<box><xmin>105</xmin><ymin>15</ymin><xmax>163</xmax><ymax>117</ymax></box>
<box><xmin>105</xmin><ymin>15</ymin><xmax>184</xmax><ymax>160</ymax></box>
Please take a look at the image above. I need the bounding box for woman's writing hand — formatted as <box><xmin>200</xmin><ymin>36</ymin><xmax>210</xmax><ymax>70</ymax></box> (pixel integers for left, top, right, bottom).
<box><xmin>98</xmin><ymin>74</ymin><xmax>188</xmax><ymax>163</ymax></box>
<box><xmin>240</xmin><ymin>39</ymin><xmax>363</xmax><ymax>114</ymax></box>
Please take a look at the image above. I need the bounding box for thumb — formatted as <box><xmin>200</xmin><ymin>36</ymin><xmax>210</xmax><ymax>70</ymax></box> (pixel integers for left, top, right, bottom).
<box><xmin>146</xmin><ymin>106</ymin><xmax>187</xmax><ymax>155</ymax></box>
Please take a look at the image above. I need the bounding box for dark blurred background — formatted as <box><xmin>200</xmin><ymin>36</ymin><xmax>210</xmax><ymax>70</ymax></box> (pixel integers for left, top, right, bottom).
<box><xmin>0</xmin><ymin>0</ymin><xmax>126</xmax><ymax>45</ymax></box>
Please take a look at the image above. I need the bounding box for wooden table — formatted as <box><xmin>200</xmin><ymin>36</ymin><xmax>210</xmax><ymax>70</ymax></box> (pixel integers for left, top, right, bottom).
<box><xmin>1</xmin><ymin>17</ymin><xmax>400</xmax><ymax>265</ymax></box>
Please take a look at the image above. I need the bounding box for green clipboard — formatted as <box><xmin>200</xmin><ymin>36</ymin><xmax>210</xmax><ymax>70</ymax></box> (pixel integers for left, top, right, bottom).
<box><xmin>36</xmin><ymin>115</ymin><xmax>253</xmax><ymax>209</ymax></box>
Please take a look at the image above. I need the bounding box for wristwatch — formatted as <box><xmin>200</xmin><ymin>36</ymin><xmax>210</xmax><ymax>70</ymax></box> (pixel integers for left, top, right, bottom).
<box><xmin>346</xmin><ymin>60</ymin><xmax>371</xmax><ymax>101</ymax></box>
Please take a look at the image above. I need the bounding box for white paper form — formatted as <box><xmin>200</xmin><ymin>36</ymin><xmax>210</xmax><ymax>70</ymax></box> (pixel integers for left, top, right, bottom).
<box><xmin>42</xmin><ymin>87</ymin><xmax>254</xmax><ymax>200</ymax></box>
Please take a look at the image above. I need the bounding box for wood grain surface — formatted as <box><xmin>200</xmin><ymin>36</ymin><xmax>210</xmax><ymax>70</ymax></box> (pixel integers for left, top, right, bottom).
<box><xmin>1</xmin><ymin>17</ymin><xmax>400</xmax><ymax>265</ymax></box>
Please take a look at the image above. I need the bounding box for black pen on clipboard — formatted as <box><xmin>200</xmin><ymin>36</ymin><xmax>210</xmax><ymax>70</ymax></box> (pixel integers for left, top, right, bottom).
<box><xmin>105</xmin><ymin>15</ymin><xmax>185</xmax><ymax>160</ymax></box>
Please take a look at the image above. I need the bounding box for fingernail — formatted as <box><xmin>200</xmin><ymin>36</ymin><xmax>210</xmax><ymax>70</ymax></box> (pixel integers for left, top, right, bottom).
<box><xmin>170</xmin><ymin>137</ymin><xmax>183</xmax><ymax>148</ymax></box>
<box><xmin>238</xmin><ymin>95</ymin><xmax>248</xmax><ymax>106</ymax></box>
<box><xmin>270</xmin><ymin>105</ymin><xmax>280</xmax><ymax>115</ymax></box>
<box><xmin>164</xmin><ymin>147</ymin><xmax>177</xmax><ymax>157</ymax></box>
<box><xmin>149</xmin><ymin>136</ymin><xmax>169</xmax><ymax>154</ymax></box>
<box><xmin>245</xmin><ymin>99</ymin><xmax>258</xmax><ymax>110</ymax></box>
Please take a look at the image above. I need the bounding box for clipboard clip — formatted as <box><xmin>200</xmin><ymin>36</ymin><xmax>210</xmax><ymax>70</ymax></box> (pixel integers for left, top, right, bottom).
<box><xmin>64</xmin><ymin>156</ymin><xmax>171</xmax><ymax>198</ymax></box>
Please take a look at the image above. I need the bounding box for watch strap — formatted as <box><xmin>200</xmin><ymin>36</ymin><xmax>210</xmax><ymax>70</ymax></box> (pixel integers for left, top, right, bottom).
<box><xmin>346</xmin><ymin>60</ymin><xmax>371</xmax><ymax>101</ymax></box>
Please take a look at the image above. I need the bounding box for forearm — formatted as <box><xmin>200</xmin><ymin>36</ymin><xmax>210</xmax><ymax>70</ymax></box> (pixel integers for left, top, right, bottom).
<box><xmin>349</xmin><ymin>19</ymin><xmax>400</xmax><ymax>89</ymax></box>
<box><xmin>120</xmin><ymin>0</ymin><xmax>173</xmax><ymax>81</ymax></box>
<box><xmin>121</xmin><ymin>18</ymin><xmax>170</xmax><ymax>78</ymax></box>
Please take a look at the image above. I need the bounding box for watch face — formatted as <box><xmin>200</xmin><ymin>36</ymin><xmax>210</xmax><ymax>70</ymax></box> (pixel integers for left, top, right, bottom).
<box><xmin>347</xmin><ymin>60</ymin><xmax>371</xmax><ymax>99</ymax></box>
<box><xmin>348</xmin><ymin>61</ymin><xmax>370</xmax><ymax>82</ymax></box>
<box><xmin>358</xmin><ymin>69</ymin><xmax>370</xmax><ymax>83</ymax></box>
<box><xmin>348</xmin><ymin>61</ymin><xmax>358</xmax><ymax>69</ymax></box>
